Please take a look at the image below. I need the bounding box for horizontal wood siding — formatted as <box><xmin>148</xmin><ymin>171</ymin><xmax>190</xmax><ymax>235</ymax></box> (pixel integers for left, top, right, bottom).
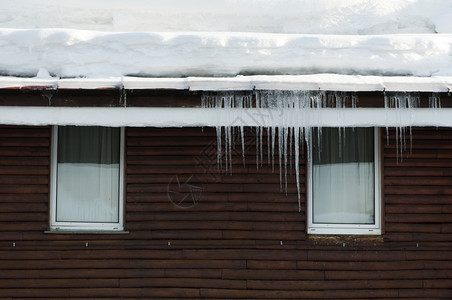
<box><xmin>126</xmin><ymin>127</ymin><xmax>305</xmax><ymax>244</ymax></box>
<box><xmin>0</xmin><ymin>126</ymin><xmax>50</xmax><ymax>236</ymax></box>
<box><xmin>0</xmin><ymin>126</ymin><xmax>450</xmax><ymax>299</ymax></box>
<box><xmin>384</xmin><ymin>128</ymin><xmax>452</xmax><ymax>243</ymax></box>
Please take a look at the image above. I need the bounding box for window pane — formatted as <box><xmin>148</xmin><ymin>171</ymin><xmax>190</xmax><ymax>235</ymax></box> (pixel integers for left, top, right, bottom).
<box><xmin>56</xmin><ymin>126</ymin><xmax>120</xmax><ymax>223</ymax></box>
<box><xmin>312</xmin><ymin>128</ymin><xmax>375</xmax><ymax>224</ymax></box>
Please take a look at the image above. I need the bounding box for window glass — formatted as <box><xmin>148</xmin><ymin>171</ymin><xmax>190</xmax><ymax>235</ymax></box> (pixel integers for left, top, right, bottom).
<box><xmin>52</xmin><ymin>126</ymin><xmax>123</xmax><ymax>230</ymax></box>
<box><xmin>310</xmin><ymin>127</ymin><xmax>379</xmax><ymax>233</ymax></box>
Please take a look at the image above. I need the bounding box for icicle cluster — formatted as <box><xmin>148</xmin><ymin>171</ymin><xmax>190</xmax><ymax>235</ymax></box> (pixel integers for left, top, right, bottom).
<box><xmin>384</xmin><ymin>92</ymin><xmax>441</xmax><ymax>159</ymax></box>
<box><xmin>203</xmin><ymin>91</ymin><xmax>442</xmax><ymax>211</ymax></box>
<box><xmin>201</xmin><ymin>91</ymin><xmax>358</xmax><ymax>211</ymax></box>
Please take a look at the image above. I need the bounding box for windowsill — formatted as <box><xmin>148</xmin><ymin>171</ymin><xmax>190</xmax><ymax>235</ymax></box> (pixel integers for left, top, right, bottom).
<box><xmin>44</xmin><ymin>230</ymin><xmax>130</xmax><ymax>235</ymax></box>
<box><xmin>308</xmin><ymin>234</ymin><xmax>384</xmax><ymax>244</ymax></box>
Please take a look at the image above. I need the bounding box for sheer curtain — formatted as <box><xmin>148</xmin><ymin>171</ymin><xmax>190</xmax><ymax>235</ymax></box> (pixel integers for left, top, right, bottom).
<box><xmin>312</xmin><ymin>128</ymin><xmax>375</xmax><ymax>224</ymax></box>
<box><xmin>56</xmin><ymin>126</ymin><xmax>120</xmax><ymax>223</ymax></box>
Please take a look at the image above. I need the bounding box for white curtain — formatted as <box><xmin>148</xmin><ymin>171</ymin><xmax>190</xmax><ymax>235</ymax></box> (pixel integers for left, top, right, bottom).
<box><xmin>312</xmin><ymin>128</ymin><xmax>375</xmax><ymax>224</ymax></box>
<box><xmin>56</xmin><ymin>126</ymin><xmax>120</xmax><ymax>223</ymax></box>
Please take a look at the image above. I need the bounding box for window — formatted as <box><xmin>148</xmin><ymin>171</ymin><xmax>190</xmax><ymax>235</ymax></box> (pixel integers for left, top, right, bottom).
<box><xmin>307</xmin><ymin>127</ymin><xmax>380</xmax><ymax>235</ymax></box>
<box><xmin>50</xmin><ymin>126</ymin><xmax>124</xmax><ymax>231</ymax></box>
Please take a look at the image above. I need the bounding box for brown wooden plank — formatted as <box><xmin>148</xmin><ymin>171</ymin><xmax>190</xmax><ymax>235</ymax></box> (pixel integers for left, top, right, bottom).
<box><xmin>0</xmin><ymin>185</ymin><xmax>48</xmax><ymax>194</ymax></box>
<box><xmin>0</xmin><ymin>175</ymin><xmax>48</xmax><ymax>185</ymax></box>
<box><xmin>0</xmin><ymin>287</ymin><xmax>201</xmax><ymax>298</ymax></box>
<box><xmin>325</xmin><ymin>269</ymin><xmax>452</xmax><ymax>280</ymax></box>
<box><xmin>385</xmin><ymin>168</ymin><xmax>449</xmax><ymax>176</ymax></box>
<box><xmin>398</xmin><ymin>288</ymin><xmax>452</xmax><ymax>298</ymax></box>
<box><xmin>126</xmin><ymin>174</ymin><xmax>300</xmax><ymax>184</ymax></box>
<box><xmin>125</xmin><ymin>211</ymin><xmax>304</xmax><ymax>222</ymax></box>
<box><xmin>119</xmin><ymin>277</ymin><xmax>246</xmax><ymax>289</ymax></box>
<box><xmin>221</xmin><ymin>230</ymin><xmax>305</xmax><ymax>240</ymax></box>
<box><xmin>182</xmin><ymin>249</ymin><xmax>307</xmax><ymax>261</ymax></box>
<box><xmin>0</xmin><ymin>194</ymin><xmax>48</xmax><ymax>203</ymax></box>
<box><xmin>199</xmin><ymin>288</ymin><xmax>324</xmax><ymax>299</ymax></box>
<box><xmin>441</xmin><ymin>223</ymin><xmax>452</xmax><ymax>233</ymax></box>
<box><xmin>0</xmin><ymin>157</ymin><xmax>49</xmax><ymax>166</ymax></box>
<box><xmin>127</xmin><ymin>183</ymin><xmax>300</xmax><ymax>193</ymax></box>
<box><xmin>0</xmin><ymin>268</ymin><xmax>211</xmax><ymax>279</ymax></box>
<box><xmin>222</xmin><ymin>269</ymin><xmax>323</xmax><ymax>280</ymax></box>
<box><xmin>307</xmin><ymin>250</ymin><xmax>405</xmax><ymax>261</ymax></box>
<box><xmin>0</xmin><ymin>259</ymin><xmax>246</xmax><ymax>270</ymax></box>
<box><xmin>126</xmin><ymin>202</ymin><xmax>300</xmax><ymax>213</ymax></box>
<box><xmin>0</xmin><ymin>203</ymin><xmax>48</xmax><ymax>213</ymax></box>
<box><xmin>0</xmin><ymin>138</ymin><xmax>49</xmax><ymax>147</ymax></box>
<box><xmin>0</xmin><ymin>166</ymin><xmax>49</xmax><ymax>175</ymax></box>
<box><xmin>385</xmin><ymin>214</ymin><xmax>452</xmax><ymax>223</ymax></box>
<box><xmin>0</xmin><ymin>222</ymin><xmax>48</xmax><ymax>231</ymax></box>
<box><xmin>385</xmin><ymin>204</ymin><xmax>443</xmax><ymax>214</ymax></box>
<box><xmin>0</xmin><ymin>278</ymin><xmax>119</xmax><ymax>288</ymax></box>
<box><xmin>0</xmin><ymin>212</ymin><xmax>47</xmax><ymax>222</ymax></box>
<box><xmin>384</xmin><ymin>186</ymin><xmax>452</xmax><ymax>195</ymax></box>
<box><xmin>247</xmin><ymin>260</ymin><xmax>297</xmax><ymax>270</ymax></box>
<box><xmin>296</xmin><ymin>260</ymin><xmax>452</xmax><ymax>271</ymax></box>
<box><xmin>127</xmin><ymin>127</ymin><xmax>216</xmax><ymax>137</ymax></box>
<box><xmin>0</xmin><ymin>147</ymin><xmax>49</xmax><ymax>156</ymax></box>
<box><xmin>126</xmin><ymin>192</ymin><xmax>300</xmax><ymax>203</ymax></box>
<box><xmin>127</xmin><ymin>164</ymin><xmax>299</xmax><ymax>175</ymax></box>
<box><xmin>127</xmin><ymin>90</ymin><xmax>201</xmax><ymax>108</ymax></box>
<box><xmin>246</xmin><ymin>279</ymin><xmax>422</xmax><ymax>290</ymax></box>
<box><xmin>385</xmin><ymin>177</ymin><xmax>452</xmax><ymax>186</ymax></box>
<box><xmin>384</xmin><ymin>195</ymin><xmax>452</xmax><ymax>205</ymax></box>
<box><xmin>125</xmin><ymin>220</ymin><xmax>304</xmax><ymax>231</ymax></box>
<box><xmin>0</xmin><ymin>127</ymin><xmax>49</xmax><ymax>137</ymax></box>
<box><xmin>385</xmin><ymin>223</ymin><xmax>442</xmax><ymax>233</ymax></box>
<box><xmin>384</xmin><ymin>233</ymin><xmax>452</xmax><ymax>242</ymax></box>
<box><xmin>405</xmin><ymin>250</ymin><xmax>452</xmax><ymax>260</ymax></box>
<box><xmin>323</xmin><ymin>289</ymin><xmax>400</xmax><ymax>299</ymax></box>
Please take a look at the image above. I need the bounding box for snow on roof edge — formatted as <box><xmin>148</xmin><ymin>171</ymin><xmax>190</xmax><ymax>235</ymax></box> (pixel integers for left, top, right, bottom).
<box><xmin>0</xmin><ymin>75</ymin><xmax>451</xmax><ymax>93</ymax></box>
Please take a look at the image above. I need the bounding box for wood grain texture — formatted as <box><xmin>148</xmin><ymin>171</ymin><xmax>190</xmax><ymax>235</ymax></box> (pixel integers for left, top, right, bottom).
<box><xmin>0</xmin><ymin>125</ymin><xmax>450</xmax><ymax>299</ymax></box>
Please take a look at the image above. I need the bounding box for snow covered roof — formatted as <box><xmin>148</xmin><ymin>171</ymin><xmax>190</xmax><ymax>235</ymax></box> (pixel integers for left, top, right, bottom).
<box><xmin>3</xmin><ymin>0</ymin><xmax>451</xmax><ymax>34</ymax></box>
<box><xmin>1</xmin><ymin>29</ymin><xmax>452</xmax><ymax>79</ymax></box>
<box><xmin>0</xmin><ymin>1</ymin><xmax>451</xmax><ymax>92</ymax></box>
<box><xmin>1</xmin><ymin>75</ymin><xmax>451</xmax><ymax>93</ymax></box>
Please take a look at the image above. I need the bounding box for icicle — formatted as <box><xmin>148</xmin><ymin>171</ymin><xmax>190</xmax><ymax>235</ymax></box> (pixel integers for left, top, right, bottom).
<box><xmin>289</xmin><ymin>126</ymin><xmax>293</xmax><ymax>175</ymax></box>
<box><xmin>429</xmin><ymin>93</ymin><xmax>441</xmax><ymax>109</ymax></box>
<box><xmin>384</xmin><ymin>92</ymin><xmax>421</xmax><ymax>161</ymax></box>
<box><xmin>216</xmin><ymin>126</ymin><xmax>222</xmax><ymax>168</ymax></box>
<box><xmin>255</xmin><ymin>126</ymin><xmax>260</xmax><ymax>169</ymax></box>
<box><xmin>259</xmin><ymin>124</ymin><xmax>264</xmax><ymax>167</ymax></box>
<box><xmin>294</xmin><ymin>126</ymin><xmax>301</xmax><ymax>212</ymax></box>
<box><xmin>283</xmin><ymin>126</ymin><xmax>288</xmax><ymax>194</ymax></box>
<box><xmin>271</xmin><ymin>125</ymin><xmax>276</xmax><ymax>172</ymax></box>
<box><xmin>226</xmin><ymin>123</ymin><xmax>232</xmax><ymax>173</ymax></box>
<box><xmin>278</xmin><ymin>126</ymin><xmax>283</xmax><ymax>191</ymax></box>
<box><xmin>240</xmin><ymin>125</ymin><xmax>245</xmax><ymax>167</ymax></box>
<box><xmin>205</xmin><ymin>90</ymin><xmax>377</xmax><ymax>214</ymax></box>
<box><xmin>267</xmin><ymin>126</ymin><xmax>271</xmax><ymax>165</ymax></box>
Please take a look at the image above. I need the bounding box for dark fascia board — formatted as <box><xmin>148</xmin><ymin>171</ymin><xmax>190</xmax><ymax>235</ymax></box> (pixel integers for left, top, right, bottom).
<box><xmin>0</xmin><ymin>88</ymin><xmax>450</xmax><ymax>108</ymax></box>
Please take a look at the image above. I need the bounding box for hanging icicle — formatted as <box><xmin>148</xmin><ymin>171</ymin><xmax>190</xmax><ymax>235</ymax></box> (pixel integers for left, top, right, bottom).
<box><xmin>201</xmin><ymin>90</ymin><xmax>441</xmax><ymax>212</ymax></box>
<box><xmin>201</xmin><ymin>90</ymin><xmax>360</xmax><ymax>211</ymax></box>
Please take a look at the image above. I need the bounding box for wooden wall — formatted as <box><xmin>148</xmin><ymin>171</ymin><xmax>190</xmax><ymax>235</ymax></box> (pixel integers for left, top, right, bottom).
<box><xmin>383</xmin><ymin>128</ymin><xmax>452</xmax><ymax>243</ymax></box>
<box><xmin>0</xmin><ymin>125</ymin><xmax>450</xmax><ymax>299</ymax></box>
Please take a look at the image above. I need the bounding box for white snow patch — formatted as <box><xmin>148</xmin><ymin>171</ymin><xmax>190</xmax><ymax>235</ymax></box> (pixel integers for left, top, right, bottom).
<box><xmin>58</xmin><ymin>78</ymin><xmax>123</xmax><ymax>90</ymax></box>
<box><xmin>0</xmin><ymin>106</ymin><xmax>450</xmax><ymax>128</ymax></box>
<box><xmin>1</xmin><ymin>75</ymin><xmax>452</xmax><ymax>93</ymax></box>
<box><xmin>0</xmin><ymin>29</ymin><xmax>451</xmax><ymax>78</ymax></box>
<box><xmin>1</xmin><ymin>0</ymin><xmax>451</xmax><ymax>34</ymax></box>
<box><xmin>0</xmin><ymin>1</ymin><xmax>451</xmax><ymax>80</ymax></box>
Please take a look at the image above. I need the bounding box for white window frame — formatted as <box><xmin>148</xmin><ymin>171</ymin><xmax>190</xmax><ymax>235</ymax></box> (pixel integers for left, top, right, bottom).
<box><xmin>50</xmin><ymin>126</ymin><xmax>125</xmax><ymax>231</ymax></box>
<box><xmin>307</xmin><ymin>127</ymin><xmax>381</xmax><ymax>235</ymax></box>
